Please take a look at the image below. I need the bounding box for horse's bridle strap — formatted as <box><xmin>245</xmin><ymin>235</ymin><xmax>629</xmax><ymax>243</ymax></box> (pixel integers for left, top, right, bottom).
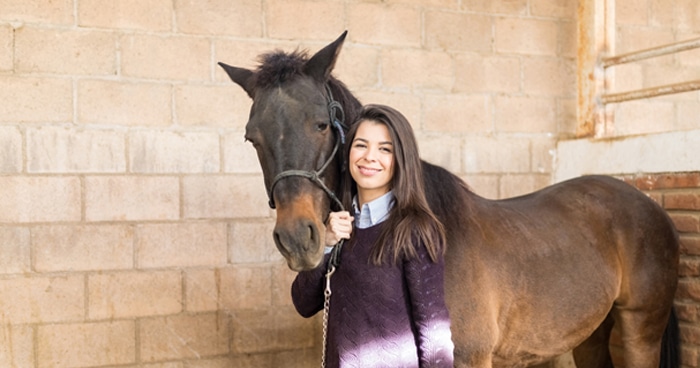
<box><xmin>266</xmin><ymin>84</ymin><xmax>347</xmax><ymax>212</ymax></box>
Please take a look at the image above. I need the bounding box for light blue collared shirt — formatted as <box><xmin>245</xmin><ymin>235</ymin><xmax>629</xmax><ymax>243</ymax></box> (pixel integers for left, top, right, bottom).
<box><xmin>325</xmin><ymin>191</ymin><xmax>395</xmax><ymax>254</ymax></box>
<box><xmin>353</xmin><ymin>190</ymin><xmax>394</xmax><ymax>229</ymax></box>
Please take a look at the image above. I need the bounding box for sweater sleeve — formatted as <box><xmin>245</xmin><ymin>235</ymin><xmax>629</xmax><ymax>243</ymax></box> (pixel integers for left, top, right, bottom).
<box><xmin>290</xmin><ymin>254</ymin><xmax>329</xmax><ymax>318</ymax></box>
<box><xmin>404</xmin><ymin>242</ymin><xmax>455</xmax><ymax>368</ymax></box>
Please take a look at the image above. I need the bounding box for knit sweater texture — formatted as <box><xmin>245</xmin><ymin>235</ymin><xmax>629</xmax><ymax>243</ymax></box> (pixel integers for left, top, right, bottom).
<box><xmin>291</xmin><ymin>223</ymin><xmax>454</xmax><ymax>368</ymax></box>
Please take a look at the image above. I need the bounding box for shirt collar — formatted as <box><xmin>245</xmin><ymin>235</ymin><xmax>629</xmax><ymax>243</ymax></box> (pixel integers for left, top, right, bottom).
<box><xmin>353</xmin><ymin>191</ymin><xmax>394</xmax><ymax>229</ymax></box>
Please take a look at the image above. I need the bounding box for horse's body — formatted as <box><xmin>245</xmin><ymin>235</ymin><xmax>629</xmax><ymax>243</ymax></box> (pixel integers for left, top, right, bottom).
<box><xmin>219</xmin><ymin>32</ymin><xmax>680</xmax><ymax>367</ymax></box>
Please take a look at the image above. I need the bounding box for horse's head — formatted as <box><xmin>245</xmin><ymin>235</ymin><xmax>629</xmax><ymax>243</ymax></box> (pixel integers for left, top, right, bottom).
<box><xmin>219</xmin><ymin>32</ymin><xmax>357</xmax><ymax>271</ymax></box>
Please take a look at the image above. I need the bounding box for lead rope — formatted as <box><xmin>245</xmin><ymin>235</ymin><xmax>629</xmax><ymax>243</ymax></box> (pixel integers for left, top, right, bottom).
<box><xmin>320</xmin><ymin>83</ymin><xmax>346</xmax><ymax>368</ymax></box>
<box><xmin>321</xmin><ymin>238</ymin><xmax>344</xmax><ymax>368</ymax></box>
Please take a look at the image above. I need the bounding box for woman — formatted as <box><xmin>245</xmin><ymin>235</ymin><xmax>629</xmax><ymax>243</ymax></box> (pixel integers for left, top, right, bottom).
<box><xmin>292</xmin><ymin>104</ymin><xmax>454</xmax><ymax>368</ymax></box>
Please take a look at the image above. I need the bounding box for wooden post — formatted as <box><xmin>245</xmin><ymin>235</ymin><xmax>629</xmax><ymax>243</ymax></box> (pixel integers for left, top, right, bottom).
<box><xmin>576</xmin><ymin>0</ymin><xmax>613</xmax><ymax>137</ymax></box>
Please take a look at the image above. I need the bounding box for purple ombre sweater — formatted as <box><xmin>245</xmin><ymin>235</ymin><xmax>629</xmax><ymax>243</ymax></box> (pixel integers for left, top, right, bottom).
<box><xmin>291</xmin><ymin>223</ymin><xmax>454</xmax><ymax>368</ymax></box>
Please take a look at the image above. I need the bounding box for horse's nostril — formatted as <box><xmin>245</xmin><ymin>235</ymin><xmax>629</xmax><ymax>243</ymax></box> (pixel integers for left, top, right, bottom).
<box><xmin>273</xmin><ymin>230</ymin><xmax>290</xmax><ymax>258</ymax></box>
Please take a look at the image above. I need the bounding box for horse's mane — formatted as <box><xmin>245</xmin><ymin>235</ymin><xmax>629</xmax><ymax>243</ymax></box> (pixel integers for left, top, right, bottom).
<box><xmin>254</xmin><ymin>50</ymin><xmax>363</xmax><ymax>124</ymax></box>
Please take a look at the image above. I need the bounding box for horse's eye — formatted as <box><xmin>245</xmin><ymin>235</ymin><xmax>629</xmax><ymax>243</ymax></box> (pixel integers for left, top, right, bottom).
<box><xmin>315</xmin><ymin>122</ymin><xmax>329</xmax><ymax>132</ymax></box>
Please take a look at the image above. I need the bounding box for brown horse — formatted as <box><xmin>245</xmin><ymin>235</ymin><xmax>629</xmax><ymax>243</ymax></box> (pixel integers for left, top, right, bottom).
<box><xmin>219</xmin><ymin>32</ymin><xmax>680</xmax><ymax>368</ymax></box>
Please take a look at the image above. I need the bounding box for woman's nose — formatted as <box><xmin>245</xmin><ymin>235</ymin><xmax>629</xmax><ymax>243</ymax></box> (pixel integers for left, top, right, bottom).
<box><xmin>362</xmin><ymin>147</ymin><xmax>377</xmax><ymax>161</ymax></box>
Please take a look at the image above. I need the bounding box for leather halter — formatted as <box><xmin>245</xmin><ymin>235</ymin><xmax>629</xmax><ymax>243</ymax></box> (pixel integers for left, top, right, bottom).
<box><xmin>266</xmin><ymin>84</ymin><xmax>348</xmax><ymax>213</ymax></box>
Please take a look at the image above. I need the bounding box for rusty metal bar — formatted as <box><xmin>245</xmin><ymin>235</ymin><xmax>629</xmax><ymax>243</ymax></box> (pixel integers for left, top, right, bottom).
<box><xmin>601</xmin><ymin>79</ymin><xmax>700</xmax><ymax>104</ymax></box>
<box><xmin>602</xmin><ymin>37</ymin><xmax>700</xmax><ymax>68</ymax></box>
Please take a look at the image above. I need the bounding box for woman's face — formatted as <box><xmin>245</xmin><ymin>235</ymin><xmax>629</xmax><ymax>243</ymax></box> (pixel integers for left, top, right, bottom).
<box><xmin>348</xmin><ymin>120</ymin><xmax>395</xmax><ymax>206</ymax></box>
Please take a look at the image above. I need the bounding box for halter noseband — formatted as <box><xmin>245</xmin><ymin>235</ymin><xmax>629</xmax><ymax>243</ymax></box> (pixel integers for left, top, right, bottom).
<box><xmin>266</xmin><ymin>84</ymin><xmax>348</xmax><ymax>212</ymax></box>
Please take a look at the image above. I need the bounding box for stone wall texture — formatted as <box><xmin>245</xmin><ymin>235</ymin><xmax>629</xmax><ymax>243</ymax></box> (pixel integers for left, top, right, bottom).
<box><xmin>0</xmin><ymin>0</ymin><xmax>698</xmax><ymax>367</ymax></box>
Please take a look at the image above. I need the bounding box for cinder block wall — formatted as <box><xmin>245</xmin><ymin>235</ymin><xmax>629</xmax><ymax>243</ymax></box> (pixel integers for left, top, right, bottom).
<box><xmin>606</xmin><ymin>0</ymin><xmax>700</xmax><ymax>137</ymax></box>
<box><xmin>1</xmin><ymin>0</ymin><xmax>692</xmax><ymax>367</ymax></box>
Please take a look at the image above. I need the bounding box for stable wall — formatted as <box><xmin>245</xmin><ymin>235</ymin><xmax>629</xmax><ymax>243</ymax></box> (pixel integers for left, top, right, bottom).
<box><xmin>0</xmin><ymin>0</ymin><xmax>696</xmax><ymax>367</ymax></box>
<box><xmin>0</xmin><ymin>1</ymin><xmax>578</xmax><ymax>366</ymax></box>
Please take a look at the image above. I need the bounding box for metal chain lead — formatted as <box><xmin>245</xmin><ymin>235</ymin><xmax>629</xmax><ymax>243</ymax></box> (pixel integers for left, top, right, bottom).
<box><xmin>321</xmin><ymin>264</ymin><xmax>336</xmax><ymax>368</ymax></box>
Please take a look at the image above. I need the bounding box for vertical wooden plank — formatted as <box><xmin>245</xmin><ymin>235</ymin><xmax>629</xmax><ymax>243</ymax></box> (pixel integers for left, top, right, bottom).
<box><xmin>576</xmin><ymin>0</ymin><xmax>614</xmax><ymax>137</ymax></box>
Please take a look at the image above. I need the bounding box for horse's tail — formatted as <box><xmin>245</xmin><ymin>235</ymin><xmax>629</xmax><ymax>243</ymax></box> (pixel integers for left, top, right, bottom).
<box><xmin>659</xmin><ymin>307</ymin><xmax>680</xmax><ymax>368</ymax></box>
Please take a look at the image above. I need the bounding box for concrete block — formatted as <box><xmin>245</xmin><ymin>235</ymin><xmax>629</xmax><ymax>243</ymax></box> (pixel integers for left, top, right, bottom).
<box><xmin>184</xmin><ymin>269</ymin><xmax>219</xmax><ymax>312</ymax></box>
<box><xmin>522</xmin><ymin>57</ymin><xmax>576</xmax><ymax>97</ymax></box>
<box><xmin>614</xmin><ymin>100</ymin><xmax>675</xmax><ymax>136</ymax></box>
<box><xmin>0</xmin><ymin>24</ymin><xmax>12</xmax><ymax>71</ymax></box>
<box><xmin>128</xmin><ymin>130</ymin><xmax>220</xmax><ymax>173</ymax></box>
<box><xmin>84</xmin><ymin>176</ymin><xmax>179</xmax><ymax>221</ymax></box>
<box><xmin>0</xmin><ymin>126</ymin><xmax>22</xmax><ymax>173</ymax></box>
<box><xmin>0</xmin><ymin>176</ymin><xmax>81</xmax><ymax>223</ymax></box>
<box><xmin>27</xmin><ymin>126</ymin><xmax>126</xmax><ymax>173</ymax></box>
<box><xmin>78</xmin><ymin>0</ymin><xmax>171</xmax><ymax>31</ymax></box>
<box><xmin>381</xmin><ymin>49</ymin><xmax>454</xmax><ymax>91</ymax></box>
<box><xmin>461</xmin><ymin>0</ymin><xmax>527</xmax><ymax>14</ymax></box>
<box><xmin>229</xmin><ymin>220</ymin><xmax>282</xmax><ymax>263</ymax></box>
<box><xmin>120</xmin><ymin>34</ymin><xmax>210</xmax><ymax>81</ymax></box>
<box><xmin>78</xmin><ymin>79</ymin><xmax>172</xmax><ymax>126</ymax></box>
<box><xmin>615</xmin><ymin>0</ymin><xmax>648</xmax><ymax>25</ymax></box>
<box><xmin>139</xmin><ymin>313</ymin><xmax>229</xmax><ymax>362</ymax></box>
<box><xmin>182</xmin><ymin>175</ymin><xmax>271</xmax><ymax>219</ymax></box>
<box><xmin>271</xmin><ymin>262</ymin><xmax>296</xmax><ymax>306</ymax></box>
<box><xmin>494</xmin><ymin>95</ymin><xmax>557</xmax><ymax>133</ymax></box>
<box><xmin>454</xmin><ymin>54</ymin><xmax>521</xmax><ymax>93</ymax></box>
<box><xmin>463</xmin><ymin>136</ymin><xmax>530</xmax><ymax>173</ymax></box>
<box><xmin>0</xmin><ymin>76</ymin><xmax>72</xmax><ymax>123</ymax></box>
<box><xmin>425</xmin><ymin>11</ymin><xmax>493</xmax><ymax>52</ymax></box>
<box><xmin>347</xmin><ymin>3</ymin><xmax>421</xmax><ymax>47</ymax></box>
<box><xmin>266</xmin><ymin>0</ymin><xmax>345</xmax><ymax>40</ymax></box>
<box><xmin>333</xmin><ymin>46</ymin><xmax>380</xmax><ymax>89</ymax></box>
<box><xmin>218</xmin><ymin>265</ymin><xmax>272</xmax><ymax>309</ymax></box>
<box><xmin>33</xmin><ymin>225</ymin><xmax>134</xmax><ymax>272</ymax></box>
<box><xmin>175</xmin><ymin>84</ymin><xmax>249</xmax><ymax>128</ymax></box>
<box><xmin>531</xmin><ymin>0</ymin><xmax>576</xmax><ymax>18</ymax></box>
<box><xmin>88</xmin><ymin>270</ymin><xmax>181</xmax><ymax>319</ymax></box>
<box><xmin>0</xmin><ymin>275</ymin><xmax>84</xmax><ymax>324</ymax></box>
<box><xmin>15</xmin><ymin>26</ymin><xmax>116</xmax><ymax>75</ymax></box>
<box><xmin>424</xmin><ymin>94</ymin><xmax>493</xmax><ymax>133</ymax></box>
<box><xmin>495</xmin><ymin>18</ymin><xmax>559</xmax><ymax>56</ymax></box>
<box><xmin>174</xmin><ymin>0</ymin><xmax>262</xmax><ymax>37</ymax></box>
<box><xmin>0</xmin><ymin>324</ymin><xmax>33</xmax><ymax>367</ymax></box>
<box><xmin>37</xmin><ymin>321</ymin><xmax>136</xmax><ymax>367</ymax></box>
<box><xmin>231</xmin><ymin>307</ymin><xmax>316</xmax><ymax>353</ymax></box>
<box><xmin>136</xmin><ymin>222</ymin><xmax>227</xmax><ymax>268</ymax></box>
<box><xmin>0</xmin><ymin>227</ymin><xmax>30</xmax><ymax>274</ymax></box>
<box><xmin>0</xmin><ymin>0</ymin><xmax>73</xmax><ymax>24</ymax></box>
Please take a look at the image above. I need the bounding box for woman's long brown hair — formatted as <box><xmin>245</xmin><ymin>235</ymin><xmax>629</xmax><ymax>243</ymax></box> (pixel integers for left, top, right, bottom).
<box><xmin>340</xmin><ymin>104</ymin><xmax>447</xmax><ymax>265</ymax></box>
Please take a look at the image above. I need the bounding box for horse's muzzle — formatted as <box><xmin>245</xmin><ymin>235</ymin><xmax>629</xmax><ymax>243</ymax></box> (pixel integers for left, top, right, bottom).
<box><xmin>273</xmin><ymin>214</ymin><xmax>325</xmax><ymax>272</ymax></box>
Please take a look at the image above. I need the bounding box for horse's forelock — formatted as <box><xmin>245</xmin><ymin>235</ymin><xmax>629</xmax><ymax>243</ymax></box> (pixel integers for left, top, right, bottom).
<box><xmin>254</xmin><ymin>50</ymin><xmax>309</xmax><ymax>89</ymax></box>
<box><xmin>253</xmin><ymin>49</ymin><xmax>362</xmax><ymax>126</ymax></box>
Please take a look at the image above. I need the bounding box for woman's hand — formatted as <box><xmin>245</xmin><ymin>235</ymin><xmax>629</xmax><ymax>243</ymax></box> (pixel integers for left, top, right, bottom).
<box><xmin>325</xmin><ymin>211</ymin><xmax>353</xmax><ymax>246</ymax></box>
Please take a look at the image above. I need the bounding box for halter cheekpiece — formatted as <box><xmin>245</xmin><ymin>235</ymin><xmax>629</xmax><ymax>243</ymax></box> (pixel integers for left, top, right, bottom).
<box><xmin>266</xmin><ymin>84</ymin><xmax>348</xmax><ymax>213</ymax></box>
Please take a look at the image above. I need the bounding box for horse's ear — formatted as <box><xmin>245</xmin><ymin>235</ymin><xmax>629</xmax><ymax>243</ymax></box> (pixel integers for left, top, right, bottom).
<box><xmin>303</xmin><ymin>30</ymin><xmax>348</xmax><ymax>82</ymax></box>
<box><xmin>218</xmin><ymin>62</ymin><xmax>256</xmax><ymax>98</ymax></box>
